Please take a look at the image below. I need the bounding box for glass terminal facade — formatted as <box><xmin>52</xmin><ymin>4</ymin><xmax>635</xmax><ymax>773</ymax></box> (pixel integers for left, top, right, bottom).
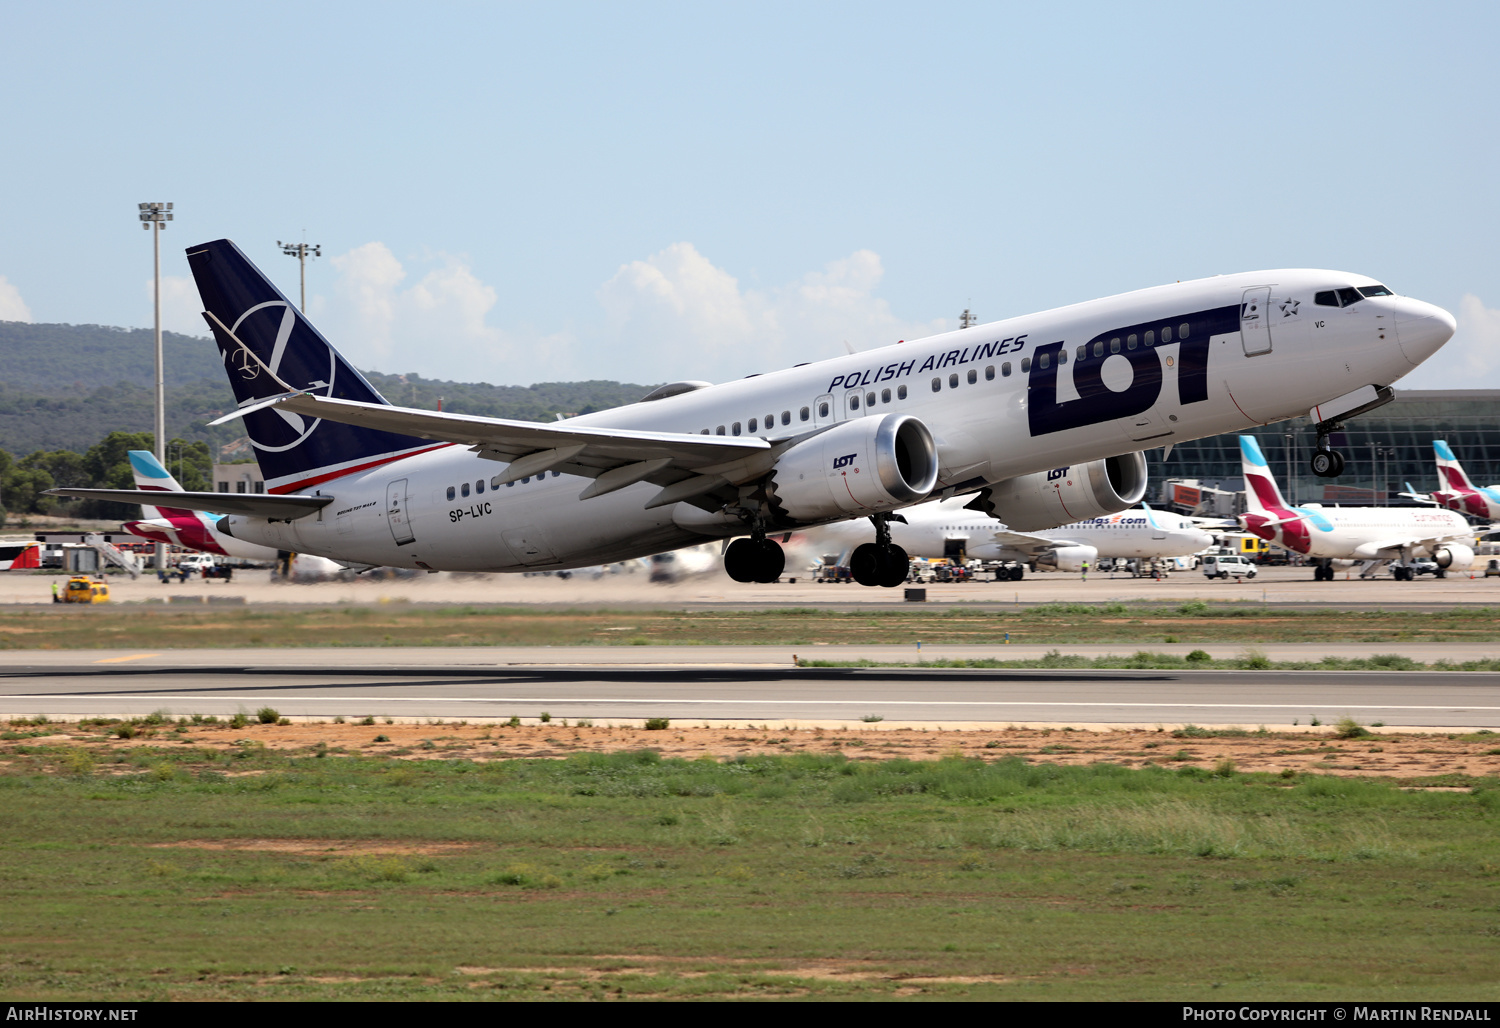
<box><xmin>1156</xmin><ymin>390</ymin><xmax>1500</xmax><ymax>508</ymax></box>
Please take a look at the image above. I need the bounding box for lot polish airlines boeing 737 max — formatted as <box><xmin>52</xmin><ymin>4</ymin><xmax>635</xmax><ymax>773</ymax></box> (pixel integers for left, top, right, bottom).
<box><xmin>1238</xmin><ymin>436</ymin><xmax>1475</xmax><ymax>581</ymax></box>
<box><xmin>50</xmin><ymin>241</ymin><xmax>1456</xmax><ymax>586</ymax></box>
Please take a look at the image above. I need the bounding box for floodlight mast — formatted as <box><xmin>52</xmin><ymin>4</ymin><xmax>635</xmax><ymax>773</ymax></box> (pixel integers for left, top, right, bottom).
<box><xmin>278</xmin><ymin>239</ymin><xmax>321</xmax><ymax>313</ymax></box>
<box><xmin>137</xmin><ymin>202</ymin><xmax>172</xmax><ymax>571</ymax></box>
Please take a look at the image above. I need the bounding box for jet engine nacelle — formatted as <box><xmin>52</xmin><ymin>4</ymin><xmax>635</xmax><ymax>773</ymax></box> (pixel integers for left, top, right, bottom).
<box><xmin>767</xmin><ymin>413</ymin><xmax>939</xmax><ymax>524</ymax></box>
<box><xmin>1034</xmin><ymin>544</ymin><xmax>1098</xmax><ymax>573</ymax></box>
<box><xmin>966</xmin><ymin>453</ymin><xmax>1149</xmax><ymax>532</ymax></box>
<box><xmin>1429</xmin><ymin>543</ymin><xmax>1475</xmax><ymax>569</ymax></box>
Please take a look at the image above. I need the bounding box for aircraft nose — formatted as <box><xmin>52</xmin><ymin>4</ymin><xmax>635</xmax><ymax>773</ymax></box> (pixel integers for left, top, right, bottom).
<box><xmin>1394</xmin><ymin>300</ymin><xmax>1457</xmax><ymax>366</ymax></box>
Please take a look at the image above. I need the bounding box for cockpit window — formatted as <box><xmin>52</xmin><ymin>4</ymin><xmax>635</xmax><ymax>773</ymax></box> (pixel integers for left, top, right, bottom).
<box><xmin>1358</xmin><ymin>284</ymin><xmax>1393</xmax><ymax>298</ymax></box>
<box><xmin>1336</xmin><ymin>287</ymin><xmax>1364</xmax><ymax>307</ymax></box>
<box><xmin>1314</xmin><ymin>291</ymin><xmax>1339</xmax><ymax>307</ymax></box>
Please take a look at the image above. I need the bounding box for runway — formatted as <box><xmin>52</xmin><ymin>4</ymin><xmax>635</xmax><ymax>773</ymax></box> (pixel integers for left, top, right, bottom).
<box><xmin>2</xmin><ymin>652</ymin><xmax>1497</xmax><ymax>729</ymax></box>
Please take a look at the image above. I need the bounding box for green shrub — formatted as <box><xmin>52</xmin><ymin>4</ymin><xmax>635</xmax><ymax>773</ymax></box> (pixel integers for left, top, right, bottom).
<box><xmin>644</xmin><ymin>717</ymin><xmax>670</xmax><ymax>731</ymax></box>
<box><xmin>256</xmin><ymin>707</ymin><xmax>280</xmax><ymax>724</ymax></box>
<box><xmin>1334</xmin><ymin>717</ymin><xmax>1371</xmax><ymax>740</ymax></box>
<box><xmin>229</xmin><ymin>712</ymin><xmax>250</xmax><ymax>730</ymax></box>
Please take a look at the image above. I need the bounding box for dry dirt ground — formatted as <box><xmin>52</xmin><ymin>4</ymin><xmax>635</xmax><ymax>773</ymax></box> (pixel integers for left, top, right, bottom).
<box><xmin>13</xmin><ymin>719</ymin><xmax>1500</xmax><ymax>779</ymax></box>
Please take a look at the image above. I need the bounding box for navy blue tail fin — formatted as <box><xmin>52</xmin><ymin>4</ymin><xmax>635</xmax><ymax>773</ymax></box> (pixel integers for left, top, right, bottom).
<box><xmin>186</xmin><ymin>239</ymin><xmax>435</xmax><ymax>491</ymax></box>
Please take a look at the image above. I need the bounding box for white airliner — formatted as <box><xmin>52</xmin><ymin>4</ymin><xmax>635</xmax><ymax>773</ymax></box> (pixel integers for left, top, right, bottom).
<box><xmin>1238</xmin><ymin>436</ymin><xmax>1475</xmax><ymax>580</ymax></box>
<box><xmin>50</xmin><ymin>242</ymin><xmax>1456</xmax><ymax>587</ymax></box>
<box><xmin>803</xmin><ymin>496</ymin><xmax>1213</xmax><ymax>577</ymax></box>
<box><xmin>120</xmin><ymin>450</ymin><xmax>280</xmax><ymax>561</ymax></box>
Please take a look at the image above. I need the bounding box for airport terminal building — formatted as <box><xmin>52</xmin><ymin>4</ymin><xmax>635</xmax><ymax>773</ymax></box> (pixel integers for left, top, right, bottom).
<box><xmin>1155</xmin><ymin>389</ymin><xmax>1500</xmax><ymax>510</ymax></box>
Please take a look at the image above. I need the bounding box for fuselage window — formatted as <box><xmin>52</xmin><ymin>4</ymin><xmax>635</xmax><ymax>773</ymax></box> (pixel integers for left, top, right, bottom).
<box><xmin>522</xmin><ymin>476</ymin><xmax>531</xmax><ymax>484</ymax></box>
<box><xmin>765</xmin><ymin>413</ymin><xmax>774</xmax><ymax>428</ymax></box>
<box><xmin>984</xmin><ymin>365</ymin><xmax>994</xmax><ymax>381</ymax></box>
<box><xmin>1162</xmin><ymin>325</ymin><xmax>1172</xmax><ymax>343</ymax></box>
<box><xmin>1127</xmin><ymin>333</ymin><xmax>1138</xmax><ymax>350</ymax></box>
<box><xmin>881</xmin><ymin>388</ymin><xmax>891</xmax><ymax>403</ymax></box>
<box><xmin>802</xmin><ymin>406</ymin><xmax>813</xmax><ymax>421</ymax></box>
<box><xmin>476</xmin><ymin>480</ymin><xmax>484</xmax><ymax>494</ymax></box>
<box><xmin>866</xmin><ymin>391</ymin><xmax>875</xmax><ymax>406</ymax></box>
<box><xmin>817</xmin><ymin>402</ymin><xmax>829</xmax><ymax>416</ymax></box>
<box><xmin>967</xmin><ymin>369</ymin><xmax>977</xmax><ymax>384</ymax></box>
<box><xmin>1020</xmin><ymin>357</ymin><xmax>1031</xmax><ymax>373</ymax></box>
<box><xmin>1110</xmin><ymin>337</ymin><xmax>1121</xmax><ymax>354</ymax></box>
<box><xmin>1359</xmin><ymin>284</ymin><xmax>1393</xmax><ymax>297</ymax></box>
<box><xmin>700</xmin><ymin>429</ymin><xmax>709</xmax><ymax>434</ymax></box>
<box><xmin>850</xmin><ymin>394</ymin><xmax>860</xmax><ymax>409</ymax></box>
<box><xmin>1145</xmin><ymin>329</ymin><xmax>1155</xmax><ymax>345</ymax></box>
<box><xmin>1336</xmin><ymin>287</ymin><xmax>1363</xmax><ymax>306</ymax></box>
<box><xmin>1076</xmin><ymin>344</ymin><xmax>1086</xmax><ymax>360</ymax></box>
<box><xmin>1093</xmin><ymin>340</ymin><xmax>1103</xmax><ymax>357</ymax></box>
<box><xmin>897</xmin><ymin>384</ymin><xmax>908</xmax><ymax>399</ymax></box>
<box><xmin>552</xmin><ymin>471</ymin><xmax>560</xmax><ymax>478</ymax></box>
<box><xmin>446</xmin><ymin>486</ymin><xmax>455</xmax><ymax>501</ymax></box>
<box><xmin>491</xmin><ymin>475</ymin><xmax>501</xmax><ymax>489</ymax></box>
<box><xmin>716</xmin><ymin>426</ymin><xmax>725</xmax><ymax>435</ymax></box>
<box><xmin>1057</xmin><ymin>349</ymin><xmax>1067</xmax><ymax>364</ymax></box>
<box><xmin>1179</xmin><ymin>322</ymin><xmax>1190</xmax><ymax>338</ymax></box>
<box><xmin>732</xmin><ymin>422</ymin><xmax>742</xmax><ymax>435</ymax></box>
<box><xmin>748</xmin><ymin>417</ymin><xmax>757</xmax><ymax>433</ymax></box>
<box><xmin>1001</xmin><ymin>362</ymin><xmax>1011</xmax><ymax>377</ymax></box>
<box><xmin>461</xmin><ymin>483</ymin><xmax>470</xmax><ymax>497</ymax></box>
<box><xmin>1039</xmin><ymin>352</ymin><xmax>1051</xmax><ymax>370</ymax></box>
<box><xmin>1315</xmin><ymin>291</ymin><xmax>1339</xmax><ymax>307</ymax></box>
<box><xmin>948</xmin><ymin>373</ymin><xmax>959</xmax><ymax>389</ymax></box>
<box><xmin>782</xmin><ymin>410</ymin><xmax>791</xmax><ymax>425</ymax></box>
<box><xmin>931</xmin><ymin>378</ymin><xmax>941</xmax><ymax>392</ymax></box>
<box><xmin>506</xmin><ymin>480</ymin><xmax>514</xmax><ymax>488</ymax></box>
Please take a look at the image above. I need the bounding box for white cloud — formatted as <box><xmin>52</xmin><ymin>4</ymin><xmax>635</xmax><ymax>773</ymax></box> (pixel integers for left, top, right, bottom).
<box><xmin>1399</xmin><ymin>294</ymin><xmax>1500</xmax><ymax>388</ymax></box>
<box><xmin>315</xmin><ymin>243</ymin><xmax>575</xmax><ymax>383</ymax></box>
<box><xmin>152</xmin><ymin>275</ymin><xmax>207</xmax><ymax>336</ymax></box>
<box><xmin>597</xmin><ymin>243</ymin><xmax>944</xmax><ymax>382</ymax></box>
<box><xmin>0</xmin><ymin>275</ymin><xmax>33</xmax><ymax>322</ymax></box>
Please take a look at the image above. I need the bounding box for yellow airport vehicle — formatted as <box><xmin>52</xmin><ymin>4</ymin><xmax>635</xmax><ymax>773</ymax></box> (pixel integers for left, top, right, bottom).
<box><xmin>62</xmin><ymin>576</ymin><xmax>110</xmax><ymax>604</ymax></box>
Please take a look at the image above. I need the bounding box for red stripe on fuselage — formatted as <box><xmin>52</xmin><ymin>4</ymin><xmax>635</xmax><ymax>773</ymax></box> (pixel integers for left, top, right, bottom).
<box><xmin>268</xmin><ymin>443</ymin><xmax>453</xmax><ymax>494</ymax></box>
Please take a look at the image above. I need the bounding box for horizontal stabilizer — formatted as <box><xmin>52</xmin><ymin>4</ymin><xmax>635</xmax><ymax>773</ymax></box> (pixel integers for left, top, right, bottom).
<box><xmin>44</xmin><ymin>488</ymin><xmax>332</xmax><ymax>520</ymax></box>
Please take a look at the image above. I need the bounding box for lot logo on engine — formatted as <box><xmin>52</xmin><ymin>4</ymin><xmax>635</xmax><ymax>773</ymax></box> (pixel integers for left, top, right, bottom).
<box><xmin>832</xmin><ymin>453</ymin><xmax>857</xmax><ymax>469</ymax></box>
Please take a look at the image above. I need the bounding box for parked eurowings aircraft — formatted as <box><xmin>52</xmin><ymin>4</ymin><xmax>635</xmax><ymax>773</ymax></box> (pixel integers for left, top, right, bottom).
<box><xmin>1238</xmin><ymin>436</ymin><xmax>1475</xmax><ymax>580</ymax></box>
<box><xmin>802</xmin><ymin>496</ymin><xmax>1214</xmax><ymax>575</ymax></box>
<box><xmin>49</xmin><ymin>241</ymin><xmax>1455</xmax><ymax>587</ymax></box>
<box><xmin>119</xmin><ymin>451</ymin><xmax>281</xmax><ymax>561</ymax></box>
<box><xmin>1429</xmin><ymin>440</ymin><xmax>1500</xmax><ymax>520</ymax></box>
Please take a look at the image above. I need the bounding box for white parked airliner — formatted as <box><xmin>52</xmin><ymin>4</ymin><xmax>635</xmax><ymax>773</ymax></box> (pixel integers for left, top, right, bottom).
<box><xmin>1238</xmin><ymin>436</ymin><xmax>1475</xmax><ymax>581</ymax></box>
<box><xmin>51</xmin><ymin>242</ymin><xmax>1456</xmax><ymax>587</ymax></box>
<box><xmin>802</xmin><ymin>496</ymin><xmax>1213</xmax><ymax>577</ymax></box>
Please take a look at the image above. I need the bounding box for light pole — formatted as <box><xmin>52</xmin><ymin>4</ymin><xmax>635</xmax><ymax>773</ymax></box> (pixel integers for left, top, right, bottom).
<box><xmin>138</xmin><ymin>202</ymin><xmax>172</xmax><ymax>571</ymax></box>
<box><xmin>278</xmin><ymin>240</ymin><xmax>321</xmax><ymax>312</ymax></box>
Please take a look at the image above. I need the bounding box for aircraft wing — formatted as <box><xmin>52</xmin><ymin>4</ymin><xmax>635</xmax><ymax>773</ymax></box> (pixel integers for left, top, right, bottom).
<box><xmin>213</xmin><ymin>392</ymin><xmax>775</xmax><ymax>506</ymax></box>
<box><xmin>43</xmin><ymin>488</ymin><xmax>332</xmax><ymax>520</ymax></box>
<box><xmin>987</xmin><ymin>528</ymin><xmax>1074</xmax><ymax>557</ymax></box>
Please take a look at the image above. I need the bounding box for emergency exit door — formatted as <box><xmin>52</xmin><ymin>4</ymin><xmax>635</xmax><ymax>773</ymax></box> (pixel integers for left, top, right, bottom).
<box><xmin>387</xmin><ymin>479</ymin><xmax>415</xmax><ymax>546</ymax></box>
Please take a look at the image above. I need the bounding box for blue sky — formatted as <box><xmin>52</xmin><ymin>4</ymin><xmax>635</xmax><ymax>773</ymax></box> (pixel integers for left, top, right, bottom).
<box><xmin>1</xmin><ymin>2</ymin><xmax>1496</xmax><ymax>388</ymax></box>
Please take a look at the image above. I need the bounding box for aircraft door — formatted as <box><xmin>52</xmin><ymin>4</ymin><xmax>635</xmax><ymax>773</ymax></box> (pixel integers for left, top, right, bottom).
<box><xmin>1241</xmin><ymin>287</ymin><xmax>1273</xmax><ymax>356</ymax></box>
<box><xmin>813</xmin><ymin>393</ymin><xmax>835</xmax><ymax>428</ymax></box>
<box><xmin>387</xmin><ymin>478</ymin><xmax>415</xmax><ymax>546</ymax></box>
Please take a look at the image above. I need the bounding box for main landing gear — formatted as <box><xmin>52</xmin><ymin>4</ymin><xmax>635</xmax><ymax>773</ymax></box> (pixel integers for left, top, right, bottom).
<box><xmin>849</xmin><ymin>513</ymin><xmax>909</xmax><ymax>588</ymax></box>
<box><xmin>1310</xmin><ymin>446</ymin><xmax>1345</xmax><ymax>479</ymax></box>
<box><xmin>724</xmin><ymin>533</ymin><xmax>785</xmax><ymax>584</ymax></box>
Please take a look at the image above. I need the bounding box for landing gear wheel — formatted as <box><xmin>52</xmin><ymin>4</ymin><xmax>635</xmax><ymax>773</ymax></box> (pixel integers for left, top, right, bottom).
<box><xmin>850</xmin><ymin>543</ymin><xmax>882</xmax><ymax>587</ymax></box>
<box><xmin>724</xmin><ymin>538</ymin><xmax>759</xmax><ymax>583</ymax></box>
<box><xmin>753</xmin><ymin>539</ymin><xmax>785</xmax><ymax>584</ymax></box>
<box><xmin>876</xmin><ymin>544</ymin><xmax>909</xmax><ymax>588</ymax></box>
<box><xmin>1310</xmin><ymin>450</ymin><xmax>1345</xmax><ymax>478</ymax></box>
<box><xmin>1008</xmin><ymin>565</ymin><xmax>1025</xmax><ymax>581</ymax></box>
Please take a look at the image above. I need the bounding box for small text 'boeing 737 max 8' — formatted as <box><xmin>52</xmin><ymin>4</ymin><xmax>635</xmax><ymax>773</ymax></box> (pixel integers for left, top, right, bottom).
<box><xmin>49</xmin><ymin>241</ymin><xmax>1456</xmax><ymax>585</ymax></box>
